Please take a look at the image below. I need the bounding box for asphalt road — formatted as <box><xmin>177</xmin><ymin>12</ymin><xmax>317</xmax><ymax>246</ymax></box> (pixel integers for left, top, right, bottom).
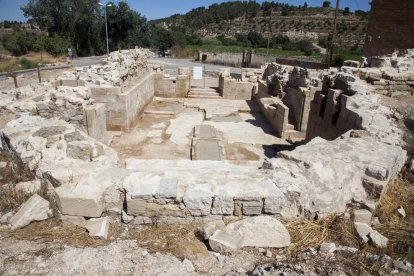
<box><xmin>71</xmin><ymin>55</ymin><xmax>106</xmax><ymax>67</ymax></box>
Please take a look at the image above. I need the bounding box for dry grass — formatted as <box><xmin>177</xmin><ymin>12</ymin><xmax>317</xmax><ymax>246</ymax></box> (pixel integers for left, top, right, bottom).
<box><xmin>285</xmin><ymin>214</ymin><xmax>359</xmax><ymax>255</ymax></box>
<box><xmin>130</xmin><ymin>223</ymin><xmax>209</xmax><ymax>260</ymax></box>
<box><xmin>0</xmin><ymin>184</ymin><xmax>33</xmax><ymax>213</ymax></box>
<box><xmin>2</xmin><ymin>219</ymin><xmax>123</xmax><ymax>248</ymax></box>
<box><xmin>374</xmin><ymin>177</ymin><xmax>414</xmax><ymax>262</ymax></box>
<box><xmin>0</xmin><ymin>52</ymin><xmax>66</xmax><ymax>72</ymax></box>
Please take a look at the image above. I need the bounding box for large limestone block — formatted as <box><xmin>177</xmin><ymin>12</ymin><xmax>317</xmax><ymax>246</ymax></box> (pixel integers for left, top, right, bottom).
<box><xmin>10</xmin><ymin>194</ymin><xmax>51</xmax><ymax>231</ymax></box>
<box><xmin>56</xmin><ymin>168</ymin><xmax>128</xmax><ymax>218</ymax></box>
<box><xmin>226</xmin><ymin>216</ymin><xmax>290</xmax><ymax>248</ymax></box>
<box><xmin>183</xmin><ymin>185</ymin><xmax>213</xmax><ymax>216</ymax></box>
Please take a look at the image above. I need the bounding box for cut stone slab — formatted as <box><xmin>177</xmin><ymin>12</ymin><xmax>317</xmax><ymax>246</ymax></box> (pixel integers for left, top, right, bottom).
<box><xmin>194</xmin><ymin>125</ymin><xmax>216</xmax><ymax>139</ymax></box>
<box><xmin>192</xmin><ymin>139</ymin><xmax>222</xmax><ymax>161</ymax></box>
<box><xmin>226</xmin><ymin>216</ymin><xmax>290</xmax><ymax>248</ymax></box>
<box><xmin>155</xmin><ymin>178</ymin><xmax>177</xmax><ymax>199</ymax></box>
<box><xmin>85</xmin><ymin>217</ymin><xmax>109</xmax><ymax>240</ymax></box>
<box><xmin>211</xmin><ymin>193</ymin><xmax>234</xmax><ymax>215</ymax></box>
<box><xmin>209</xmin><ymin>230</ymin><xmax>244</xmax><ymax>255</ymax></box>
<box><xmin>9</xmin><ymin>194</ymin><xmax>51</xmax><ymax>231</ymax></box>
<box><xmin>369</xmin><ymin>230</ymin><xmax>388</xmax><ymax>248</ymax></box>
<box><xmin>56</xmin><ymin>168</ymin><xmax>129</xmax><ymax>218</ymax></box>
<box><xmin>199</xmin><ymin>220</ymin><xmax>226</xmax><ymax>240</ymax></box>
<box><xmin>353</xmin><ymin>209</ymin><xmax>372</xmax><ymax>225</ymax></box>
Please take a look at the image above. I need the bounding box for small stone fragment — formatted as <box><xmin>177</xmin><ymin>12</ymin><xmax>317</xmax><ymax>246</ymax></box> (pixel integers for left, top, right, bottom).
<box><xmin>397</xmin><ymin>206</ymin><xmax>406</xmax><ymax>218</ymax></box>
<box><xmin>209</xmin><ymin>230</ymin><xmax>244</xmax><ymax>255</ymax></box>
<box><xmin>199</xmin><ymin>220</ymin><xmax>226</xmax><ymax>240</ymax></box>
<box><xmin>122</xmin><ymin>210</ymin><xmax>134</xmax><ymax>224</ymax></box>
<box><xmin>0</xmin><ymin>211</ymin><xmax>13</xmax><ymax>224</ymax></box>
<box><xmin>265</xmin><ymin>249</ymin><xmax>273</xmax><ymax>258</ymax></box>
<box><xmin>85</xmin><ymin>217</ymin><xmax>110</xmax><ymax>240</ymax></box>
<box><xmin>354</xmin><ymin>222</ymin><xmax>373</xmax><ymax>240</ymax></box>
<box><xmin>319</xmin><ymin>242</ymin><xmax>336</xmax><ymax>253</ymax></box>
<box><xmin>369</xmin><ymin>230</ymin><xmax>388</xmax><ymax>248</ymax></box>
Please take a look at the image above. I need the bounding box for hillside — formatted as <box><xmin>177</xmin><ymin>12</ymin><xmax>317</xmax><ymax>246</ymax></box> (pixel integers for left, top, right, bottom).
<box><xmin>154</xmin><ymin>1</ymin><xmax>369</xmax><ymax>52</ymax></box>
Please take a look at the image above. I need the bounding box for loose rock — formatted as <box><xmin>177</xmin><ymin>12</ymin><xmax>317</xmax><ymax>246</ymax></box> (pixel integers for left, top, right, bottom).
<box><xmin>85</xmin><ymin>217</ymin><xmax>110</xmax><ymax>240</ymax></box>
<box><xmin>9</xmin><ymin>194</ymin><xmax>51</xmax><ymax>231</ymax></box>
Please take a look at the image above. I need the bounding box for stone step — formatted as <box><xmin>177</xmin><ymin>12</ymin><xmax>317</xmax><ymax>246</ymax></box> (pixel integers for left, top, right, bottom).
<box><xmin>187</xmin><ymin>94</ymin><xmax>222</xmax><ymax>99</ymax></box>
<box><xmin>188</xmin><ymin>91</ymin><xmax>221</xmax><ymax>96</ymax></box>
<box><xmin>190</xmin><ymin>87</ymin><xmax>218</xmax><ymax>93</ymax></box>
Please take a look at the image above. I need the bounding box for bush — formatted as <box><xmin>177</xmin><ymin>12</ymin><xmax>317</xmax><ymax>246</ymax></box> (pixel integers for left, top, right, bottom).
<box><xmin>2</xmin><ymin>31</ymin><xmax>69</xmax><ymax>57</ymax></box>
<box><xmin>19</xmin><ymin>58</ymin><xmax>37</xmax><ymax>69</ymax></box>
<box><xmin>333</xmin><ymin>54</ymin><xmax>346</xmax><ymax>66</ymax></box>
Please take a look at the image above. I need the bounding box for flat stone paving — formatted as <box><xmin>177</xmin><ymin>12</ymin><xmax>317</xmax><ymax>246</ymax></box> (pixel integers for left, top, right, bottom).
<box><xmin>111</xmin><ymin>99</ymin><xmax>291</xmax><ymax>161</ymax></box>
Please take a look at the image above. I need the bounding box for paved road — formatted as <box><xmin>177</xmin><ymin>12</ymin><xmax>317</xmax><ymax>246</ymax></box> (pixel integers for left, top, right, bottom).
<box><xmin>71</xmin><ymin>55</ymin><xmax>106</xmax><ymax>67</ymax></box>
<box><xmin>312</xmin><ymin>43</ymin><xmax>327</xmax><ymax>54</ymax></box>
<box><xmin>148</xmin><ymin>58</ymin><xmax>242</xmax><ymax>75</ymax></box>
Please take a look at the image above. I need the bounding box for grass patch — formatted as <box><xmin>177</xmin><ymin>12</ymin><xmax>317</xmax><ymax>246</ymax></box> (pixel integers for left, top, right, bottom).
<box><xmin>0</xmin><ymin>184</ymin><xmax>33</xmax><ymax>213</ymax></box>
<box><xmin>0</xmin><ymin>52</ymin><xmax>66</xmax><ymax>72</ymax></box>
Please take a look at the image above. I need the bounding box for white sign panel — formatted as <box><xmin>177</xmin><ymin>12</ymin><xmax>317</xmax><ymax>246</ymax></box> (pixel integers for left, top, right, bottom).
<box><xmin>193</xmin><ymin>66</ymin><xmax>203</xmax><ymax>80</ymax></box>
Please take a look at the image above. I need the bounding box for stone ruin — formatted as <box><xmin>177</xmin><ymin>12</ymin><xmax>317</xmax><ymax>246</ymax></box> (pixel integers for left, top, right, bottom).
<box><xmin>0</xmin><ymin>48</ymin><xmax>411</xmax><ymax>244</ymax></box>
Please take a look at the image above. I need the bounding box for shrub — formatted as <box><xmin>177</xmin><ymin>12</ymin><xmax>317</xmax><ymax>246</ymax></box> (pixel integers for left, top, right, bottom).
<box><xmin>19</xmin><ymin>57</ymin><xmax>37</xmax><ymax>69</ymax></box>
<box><xmin>333</xmin><ymin>54</ymin><xmax>346</xmax><ymax>66</ymax></box>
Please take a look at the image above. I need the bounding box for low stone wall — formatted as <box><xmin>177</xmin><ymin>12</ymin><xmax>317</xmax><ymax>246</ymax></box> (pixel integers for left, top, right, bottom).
<box><xmin>90</xmin><ymin>73</ymin><xmax>154</xmax><ymax>131</ymax></box>
<box><xmin>154</xmin><ymin>73</ymin><xmax>189</xmax><ymax>98</ymax></box>
<box><xmin>84</xmin><ymin>103</ymin><xmax>107</xmax><ymax>143</ymax></box>
<box><xmin>219</xmin><ymin>75</ymin><xmax>256</xmax><ymax>100</ymax></box>
<box><xmin>258</xmin><ymin>97</ymin><xmax>288</xmax><ymax>137</ymax></box>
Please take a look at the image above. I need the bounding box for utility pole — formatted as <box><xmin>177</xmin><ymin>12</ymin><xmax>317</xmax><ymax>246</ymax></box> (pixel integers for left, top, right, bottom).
<box><xmin>327</xmin><ymin>0</ymin><xmax>340</xmax><ymax>67</ymax></box>
<box><xmin>99</xmin><ymin>3</ymin><xmax>113</xmax><ymax>55</ymax></box>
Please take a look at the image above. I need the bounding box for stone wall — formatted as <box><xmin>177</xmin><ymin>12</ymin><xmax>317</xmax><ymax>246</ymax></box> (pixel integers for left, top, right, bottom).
<box><xmin>219</xmin><ymin>75</ymin><xmax>256</xmax><ymax>100</ymax></box>
<box><xmin>363</xmin><ymin>0</ymin><xmax>414</xmax><ymax>57</ymax></box>
<box><xmin>306</xmin><ymin>89</ymin><xmax>360</xmax><ymax>141</ymax></box>
<box><xmin>90</xmin><ymin>73</ymin><xmax>154</xmax><ymax>131</ymax></box>
<box><xmin>258</xmin><ymin>98</ymin><xmax>288</xmax><ymax>137</ymax></box>
<box><xmin>154</xmin><ymin>73</ymin><xmax>189</xmax><ymax>98</ymax></box>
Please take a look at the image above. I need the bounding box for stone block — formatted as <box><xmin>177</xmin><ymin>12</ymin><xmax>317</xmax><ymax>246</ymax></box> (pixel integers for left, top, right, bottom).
<box><xmin>131</xmin><ymin>216</ymin><xmax>152</xmax><ymax>225</ymax></box>
<box><xmin>127</xmin><ymin>200</ymin><xmax>185</xmax><ymax>217</ymax></box>
<box><xmin>154</xmin><ymin>178</ymin><xmax>177</xmax><ymax>199</ymax></box>
<box><xmin>362</xmin><ymin>177</ymin><xmax>386</xmax><ymax>200</ymax></box>
<box><xmin>242</xmin><ymin>201</ymin><xmax>263</xmax><ymax>215</ymax></box>
<box><xmin>211</xmin><ymin>193</ymin><xmax>234</xmax><ymax>215</ymax></box>
<box><xmin>209</xmin><ymin>230</ymin><xmax>244</xmax><ymax>255</ymax></box>
<box><xmin>10</xmin><ymin>194</ymin><xmax>51</xmax><ymax>231</ymax></box>
<box><xmin>183</xmin><ymin>185</ymin><xmax>213</xmax><ymax>216</ymax></box>
<box><xmin>226</xmin><ymin>216</ymin><xmax>290</xmax><ymax>248</ymax></box>
<box><xmin>199</xmin><ymin>220</ymin><xmax>226</xmax><ymax>240</ymax></box>
<box><xmin>353</xmin><ymin>209</ymin><xmax>372</xmax><ymax>224</ymax></box>
<box><xmin>263</xmin><ymin>180</ymin><xmax>287</xmax><ymax>214</ymax></box>
<box><xmin>66</xmin><ymin>142</ymin><xmax>93</xmax><ymax>160</ymax></box>
<box><xmin>85</xmin><ymin>217</ymin><xmax>109</xmax><ymax>240</ymax></box>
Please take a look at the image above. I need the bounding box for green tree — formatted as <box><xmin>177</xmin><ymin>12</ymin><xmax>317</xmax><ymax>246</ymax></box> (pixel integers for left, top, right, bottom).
<box><xmin>322</xmin><ymin>1</ymin><xmax>331</xmax><ymax>8</ymax></box>
<box><xmin>343</xmin><ymin>7</ymin><xmax>351</xmax><ymax>15</ymax></box>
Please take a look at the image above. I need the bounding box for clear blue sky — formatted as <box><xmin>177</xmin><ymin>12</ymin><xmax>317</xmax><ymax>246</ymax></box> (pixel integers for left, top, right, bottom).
<box><xmin>0</xmin><ymin>0</ymin><xmax>371</xmax><ymax>22</ymax></box>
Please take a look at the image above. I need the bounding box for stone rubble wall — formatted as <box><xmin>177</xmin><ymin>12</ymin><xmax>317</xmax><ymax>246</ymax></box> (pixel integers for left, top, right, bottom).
<box><xmin>341</xmin><ymin>49</ymin><xmax>414</xmax><ymax>97</ymax></box>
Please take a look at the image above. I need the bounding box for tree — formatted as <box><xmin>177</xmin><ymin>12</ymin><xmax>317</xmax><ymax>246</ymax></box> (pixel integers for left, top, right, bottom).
<box><xmin>322</xmin><ymin>1</ymin><xmax>331</xmax><ymax>8</ymax></box>
<box><xmin>343</xmin><ymin>7</ymin><xmax>351</xmax><ymax>15</ymax></box>
<box><xmin>247</xmin><ymin>31</ymin><xmax>265</xmax><ymax>48</ymax></box>
<box><xmin>304</xmin><ymin>2</ymin><xmax>308</xmax><ymax>9</ymax></box>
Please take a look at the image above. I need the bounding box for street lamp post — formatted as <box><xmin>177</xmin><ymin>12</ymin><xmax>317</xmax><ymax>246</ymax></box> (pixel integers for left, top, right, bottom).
<box><xmin>99</xmin><ymin>2</ymin><xmax>112</xmax><ymax>55</ymax></box>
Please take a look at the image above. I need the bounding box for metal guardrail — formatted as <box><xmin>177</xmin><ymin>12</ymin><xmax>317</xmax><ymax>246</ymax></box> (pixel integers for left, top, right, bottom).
<box><xmin>0</xmin><ymin>64</ymin><xmax>72</xmax><ymax>77</ymax></box>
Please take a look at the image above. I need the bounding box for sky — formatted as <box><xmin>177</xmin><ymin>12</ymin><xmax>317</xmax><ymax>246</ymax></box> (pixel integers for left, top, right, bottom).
<box><xmin>0</xmin><ymin>0</ymin><xmax>371</xmax><ymax>22</ymax></box>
